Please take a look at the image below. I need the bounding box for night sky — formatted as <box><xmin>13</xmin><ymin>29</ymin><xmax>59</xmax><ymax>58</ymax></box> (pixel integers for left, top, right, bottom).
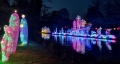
<box><xmin>43</xmin><ymin>0</ymin><xmax>92</xmax><ymax>20</ymax></box>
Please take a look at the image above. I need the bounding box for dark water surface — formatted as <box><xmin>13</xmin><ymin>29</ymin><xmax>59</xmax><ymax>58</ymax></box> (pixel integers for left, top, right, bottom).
<box><xmin>41</xmin><ymin>33</ymin><xmax>120</xmax><ymax>63</ymax></box>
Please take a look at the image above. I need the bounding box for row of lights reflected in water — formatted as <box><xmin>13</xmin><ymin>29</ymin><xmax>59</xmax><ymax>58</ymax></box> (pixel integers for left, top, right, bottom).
<box><xmin>41</xmin><ymin>33</ymin><xmax>116</xmax><ymax>54</ymax></box>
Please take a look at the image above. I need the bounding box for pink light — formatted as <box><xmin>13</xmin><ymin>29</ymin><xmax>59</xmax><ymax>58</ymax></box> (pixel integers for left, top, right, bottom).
<box><xmin>9</xmin><ymin>12</ymin><xmax>20</xmax><ymax>53</ymax></box>
<box><xmin>1</xmin><ymin>25</ymin><xmax>14</xmax><ymax>62</ymax></box>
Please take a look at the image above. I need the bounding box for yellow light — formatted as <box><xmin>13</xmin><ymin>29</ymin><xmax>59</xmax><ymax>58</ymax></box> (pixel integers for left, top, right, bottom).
<box><xmin>20</xmin><ymin>24</ymin><xmax>24</xmax><ymax>28</ymax></box>
<box><xmin>14</xmin><ymin>10</ymin><xmax>17</xmax><ymax>13</ymax></box>
<box><xmin>41</xmin><ymin>27</ymin><xmax>50</xmax><ymax>33</ymax></box>
<box><xmin>22</xmin><ymin>14</ymin><xmax>25</xmax><ymax>18</ymax></box>
<box><xmin>42</xmin><ymin>28</ymin><xmax>49</xmax><ymax>33</ymax></box>
<box><xmin>1</xmin><ymin>41</ymin><xmax>3</xmax><ymax>43</ymax></box>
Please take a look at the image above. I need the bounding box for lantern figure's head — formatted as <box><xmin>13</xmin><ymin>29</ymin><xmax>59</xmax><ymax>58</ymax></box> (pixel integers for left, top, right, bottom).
<box><xmin>14</xmin><ymin>10</ymin><xmax>17</xmax><ymax>13</ymax></box>
<box><xmin>22</xmin><ymin>14</ymin><xmax>25</xmax><ymax>18</ymax></box>
<box><xmin>76</xmin><ymin>15</ymin><xmax>81</xmax><ymax>20</ymax></box>
<box><xmin>4</xmin><ymin>25</ymin><xmax>12</xmax><ymax>34</ymax></box>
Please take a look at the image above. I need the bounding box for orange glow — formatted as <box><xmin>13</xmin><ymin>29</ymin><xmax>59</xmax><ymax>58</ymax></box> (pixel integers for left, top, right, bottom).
<box><xmin>41</xmin><ymin>27</ymin><xmax>50</xmax><ymax>33</ymax></box>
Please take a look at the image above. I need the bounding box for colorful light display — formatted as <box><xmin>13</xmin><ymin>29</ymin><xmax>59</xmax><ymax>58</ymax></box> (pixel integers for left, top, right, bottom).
<box><xmin>76</xmin><ymin>15</ymin><xmax>82</xmax><ymax>29</ymax></box>
<box><xmin>9</xmin><ymin>10</ymin><xmax>20</xmax><ymax>53</ymax></box>
<box><xmin>1</xmin><ymin>10</ymin><xmax>20</xmax><ymax>62</ymax></box>
<box><xmin>41</xmin><ymin>26</ymin><xmax>50</xmax><ymax>33</ymax></box>
<box><xmin>52</xmin><ymin>35</ymin><xmax>116</xmax><ymax>54</ymax></box>
<box><xmin>20</xmin><ymin>14</ymin><xmax>28</xmax><ymax>45</ymax></box>
<box><xmin>52</xmin><ymin>15</ymin><xmax>116</xmax><ymax>39</ymax></box>
<box><xmin>1</xmin><ymin>25</ymin><xmax>13</xmax><ymax>62</ymax></box>
<box><xmin>73</xmin><ymin>20</ymin><xmax>77</xmax><ymax>30</ymax></box>
<box><xmin>72</xmin><ymin>37</ymin><xmax>85</xmax><ymax>54</ymax></box>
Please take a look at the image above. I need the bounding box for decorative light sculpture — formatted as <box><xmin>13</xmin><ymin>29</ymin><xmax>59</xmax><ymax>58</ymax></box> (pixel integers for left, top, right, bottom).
<box><xmin>1</xmin><ymin>25</ymin><xmax>13</xmax><ymax>62</ymax></box>
<box><xmin>14</xmin><ymin>10</ymin><xmax>17</xmax><ymax>13</ymax></box>
<box><xmin>73</xmin><ymin>20</ymin><xmax>77</xmax><ymax>30</ymax></box>
<box><xmin>9</xmin><ymin>10</ymin><xmax>20</xmax><ymax>53</ymax></box>
<box><xmin>76</xmin><ymin>15</ymin><xmax>81</xmax><ymax>29</ymax></box>
<box><xmin>81</xmin><ymin>19</ymin><xmax>86</xmax><ymax>28</ymax></box>
<box><xmin>41</xmin><ymin>26</ymin><xmax>50</xmax><ymax>33</ymax></box>
<box><xmin>20</xmin><ymin>14</ymin><xmax>28</xmax><ymax>45</ymax></box>
<box><xmin>97</xmin><ymin>27</ymin><xmax>102</xmax><ymax>35</ymax></box>
<box><xmin>52</xmin><ymin>15</ymin><xmax>116</xmax><ymax>39</ymax></box>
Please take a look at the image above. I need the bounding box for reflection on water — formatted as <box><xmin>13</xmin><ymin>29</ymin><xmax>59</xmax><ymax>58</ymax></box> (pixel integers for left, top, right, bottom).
<box><xmin>41</xmin><ymin>33</ymin><xmax>50</xmax><ymax>39</ymax></box>
<box><xmin>42</xmin><ymin>33</ymin><xmax>116</xmax><ymax>54</ymax></box>
<box><xmin>61</xmin><ymin>36</ymin><xmax>115</xmax><ymax>54</ymax></box>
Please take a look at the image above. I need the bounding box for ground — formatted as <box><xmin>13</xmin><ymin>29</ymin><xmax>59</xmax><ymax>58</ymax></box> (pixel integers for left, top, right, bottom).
<box><xmin>0</xmin><ymin>40</ymin><xmax>69</xmax><ymax>64</ymax></box>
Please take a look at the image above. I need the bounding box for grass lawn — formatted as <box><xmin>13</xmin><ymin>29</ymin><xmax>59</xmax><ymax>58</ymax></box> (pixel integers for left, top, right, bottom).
<box><xmin>0</xmin><ymin>40</ymin><xmax>69</xmax><ymax>64</ymax></box>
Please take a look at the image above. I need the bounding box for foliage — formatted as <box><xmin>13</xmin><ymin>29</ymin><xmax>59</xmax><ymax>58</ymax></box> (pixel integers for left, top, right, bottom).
<box><xmin>85</xmin><ymin>0</ymin><xmax>120</xmax><ymax>28</ymax></box>
<box><xmin>40</xmin><ymin>8</ymin><xmax>70</xmax><ymax>31</ymax></box>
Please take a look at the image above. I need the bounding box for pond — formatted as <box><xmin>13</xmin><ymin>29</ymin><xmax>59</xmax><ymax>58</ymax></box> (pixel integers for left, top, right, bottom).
<box><xmin>41</xmin><ymin>33</ymin><xmax>120</xmax><ymax>63</ymax></box>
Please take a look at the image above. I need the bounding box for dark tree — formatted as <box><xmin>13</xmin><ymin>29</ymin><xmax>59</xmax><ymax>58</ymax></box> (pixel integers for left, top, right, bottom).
<box><xmin>85</xmin><ymin>6</ymin><xmax>104</xmax><ymax>28</ymax></box>
<box><xmin>86</xmin><ymin>0</ymin><xmax>120</xmax><ymax>28</ymax></box>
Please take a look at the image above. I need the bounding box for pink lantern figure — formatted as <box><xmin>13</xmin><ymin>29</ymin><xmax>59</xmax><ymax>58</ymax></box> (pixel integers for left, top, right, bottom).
<box><xmin>106</xmin><ymin>29</ymin><xmax>111</xmax><ymax>35</ymax></box>
<box><xmin>1</xmin><ymin>25</ymin><xmax>13</xmax><ymax>62</ymax></box>
<box><xmin>9</xmin><ymin>10</ymin><xmax>20</xmax><ymax>53</ymax></box>
<box><xmin>73</xmin><ymin>20</ymin><xmax>77</xmax><ymax>30</ymax></box>
<box><xmin>97</xmin><ymin>27</ymin><xmax>102</xmax><ymax>35</ymax></box>
<box><xmin>76</xmin><ymin>15</ymin><xmax>82</xmax><ymax>29</ymax></box>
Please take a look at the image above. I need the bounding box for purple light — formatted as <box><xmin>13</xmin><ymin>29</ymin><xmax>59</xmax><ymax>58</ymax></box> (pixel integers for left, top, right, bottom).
<box><xmin>52</xmin><ymin>15</ymin><xmax>116</xmax><ymax>39</ymax></box>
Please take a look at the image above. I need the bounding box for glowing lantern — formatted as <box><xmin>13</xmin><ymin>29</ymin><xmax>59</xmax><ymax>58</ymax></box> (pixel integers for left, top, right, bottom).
<box><xmin>41</xmin><ymin>26</ymin><xmax>50</xmax><ymax>33</ymax></box>
<box><xmin>76</xmin><ymin>15</ymin><xmax>82</xmax><ymax>29</ymax></box>
<box><xmin>14</xmin><ymin>10</ymin><xmax>17</xmax><ymax>13</ymax></box>
<box><xmin>9</xmin><ymin>11</ymin><xmax>20</xmax><ymax>53</ymax></box>
<box><xmin>1</xmin><ymin>25</ymin><xmax>14</xmax><ymax>62</ymax></box>
<box><xmin>114</xmin><ymin>28</ymin><xmax>116</xmax><ymax>30</ymax></box>
<box><xmin>20</xmin><ymin>14</ymin><xmax>28</xmax><ymax>45</ymax></box>
<box><xmin>81</xmin><ymin>19</ymin><xmax>86</xmax><ymax>27</ymax></box>
<box><xmin>22</xmin><ymin>14</ymin><xmax>25</xmax><ymax>18</ymax></box>
<box><xmin>20</xmin><ymin>24</ymin><xmax>24</xmax><ymax>28</ymax></box>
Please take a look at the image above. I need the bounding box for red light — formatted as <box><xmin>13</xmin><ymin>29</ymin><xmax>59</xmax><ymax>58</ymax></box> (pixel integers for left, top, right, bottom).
<box><xmin>117</xmin><ymin>27</ymin><xmax>120</xmax><ymax>30</ymax></box>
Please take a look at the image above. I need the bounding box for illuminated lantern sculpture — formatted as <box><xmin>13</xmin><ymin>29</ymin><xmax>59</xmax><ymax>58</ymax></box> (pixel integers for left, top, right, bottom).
<box><xmin>1</xmin><ymin>25</ymin><xmax>13</xmax><ymax>62</ymax></box>
<box><xmin>105</xmin><ymin>29</ymin><xmax>111</xmax><ymax>35</ymax></box>
<box><xmin>9</xmin><ymin>10</ymin><xmax>20</xmax><ymax>53</ymax></box>
<box><xmin>20</xmin><ymin>14</ymin><xmax>28</xmax><ymax>45</ymax></box>
<box><xmin>41</xmin><ymin>26</ymin><xmax>51</xmax><ymax>33</ymax></box>
<box><xmin>73</xmin><ymin>20</ymin><xmax>77</xmax><ymax>30</ymax></box>
<box><xmin>81</xmin><ymin>19</ymin><xmax>86</xmax><ymax>28</ymax></box>
<box><xmin>97</xmin><ymin>27</ymin><xmax>102</xmax><ymax>35</ymax></box>
<box><xmin>76</xmin><ymin>15</ymin><xmax>81</xmax><ymax>29</ymax></box>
